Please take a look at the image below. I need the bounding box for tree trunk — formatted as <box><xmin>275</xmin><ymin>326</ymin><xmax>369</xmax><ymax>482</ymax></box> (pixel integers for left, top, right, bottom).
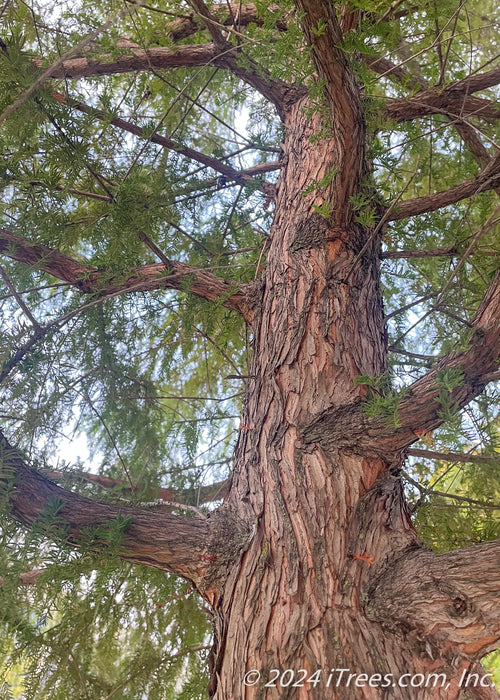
<box><xmin>195</xmin><ymin>99</ymin><xmax>499</xmax><ymax>699</ymax></box>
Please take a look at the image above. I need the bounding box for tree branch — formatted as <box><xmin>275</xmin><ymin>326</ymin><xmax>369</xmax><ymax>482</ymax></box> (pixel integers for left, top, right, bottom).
<box><xmin>388</xmin><ymin>150</ymin><xmax>500</xmax><ymax>220</ymax></box>
<box><xmin>363</xmin><ymin>53</ymin><xmax>427</xmax><ymax>91</ymax></box>
<box><xmin>0</xmin><ymin>568</ymin><xmax>43</xmax><ymax>587</ymax></box>
<box><xmin>53</xmin><ymin>92</ymin><xmax>277</xmax><ymax>195</ymax></box>
<box><xmin>365</xmin><ymin>49</ymin><xmax>500</xmax><ymax>122</ymax></box>
<box><xmin>295</xmin><ymin>0</ymin><xmax>363</xmax><ymax>127</ymax></box>
<box><xmin>364</xmin><ymin>51</ymin><xmax>500</xmax><ymax>186</ymax></box>
<box><xmin>0</xmin><ymin>430</ymin><xmax>210</xmax><ymax>583</ymax></box>
<box><xmin>292</xmin><ymin>0</ymin><xmax>366</xmax><ymax>208</ymax></box>
<box><xmin>186</xmin><ymin>0</ymin><xmax>229</xmax><ymax>48</ymax></box>
<box><xmin>366</xmin><ymin>540</ymin><xmax>500</xmax><ymax>662</ymax></box>
<box><xmin>43</xmin><ymin>469</ymin><xmax>230</xmax><ymax>506</ymax></box>
<box><xmin>468</xmin><ymin>663</ymin><xmax>500</xmax><ymax>700</ymax></box>
<box><xmin>303</xmin><ymin>262</ymin><xmax>500</xmax><ymax>455</ymax></box>
<box><xmin>407</xmin><ymin>448</ymin><xmax>500</xmax><ymax>465</ymax></box>
<box><xmin>381</xmin><ymin>246</ymin><xmax>457</xmax><ymax>259</ymax></box>
<box><xmin>384</xmin><ymin>66</ymin><xmax>500</xmax><ymax>123</ymax></box>
<box><xmin>37</xmin><ymin>44</ymin><xmax>299</xmax><ymax>116</ymax></box>
<box><xmin>403</xmin><ymin>472</ymin><xmax>500</xmax><ymax>511</ymax></box>
<box><xmin>162</xmin><ymin>2</ymin><xmax>287</xmax><ymax>43</ymax></box>
<box><xmin>0</xmin><ymin>228</ymin><xmax>251</xmax><ymax>319</ymax></box>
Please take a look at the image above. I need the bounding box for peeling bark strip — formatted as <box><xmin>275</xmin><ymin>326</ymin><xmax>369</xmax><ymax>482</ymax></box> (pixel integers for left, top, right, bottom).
<box><xmin>0</xmin><ymin>228</ymin><xmax>250</xmax><ymax>318</ymax></box>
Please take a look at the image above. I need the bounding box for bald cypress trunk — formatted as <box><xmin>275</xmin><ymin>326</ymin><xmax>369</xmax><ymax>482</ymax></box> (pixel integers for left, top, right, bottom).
<box><xmin>196</xmin><ymin>99</ymin><xmax>490</xmax><ymax>700</ymax></box>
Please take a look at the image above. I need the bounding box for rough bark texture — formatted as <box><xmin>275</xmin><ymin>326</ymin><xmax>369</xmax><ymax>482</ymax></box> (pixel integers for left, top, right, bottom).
<box><xmin>190</xmin><ymin>9</ymin><xmax>500</xmax><ymax>693</ymax></box>
<box><xmin>195</xmin><ymin>93</ymin><xmax>497</xmax><ymax>697</ymax></box>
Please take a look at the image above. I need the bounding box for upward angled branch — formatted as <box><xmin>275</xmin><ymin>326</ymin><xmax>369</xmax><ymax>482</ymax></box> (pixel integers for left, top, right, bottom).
<box><xmin>364</xmin><ymin>53</ymin><xmax>498</xmax><ymax>176</ymax></box>
<box><xmin>388</xmin><ymin>150</ymin><xmax>500</xmax><ymax>220</ymax></box>
<box><xmin>304</xmin><ymin>261</ymin><xmax>500</xmax><ymax>455</ymax></box>
<box><xmin>0</xmin><ymin>228</ymin><xmax>252</xmax><ymax>318</ymax></box>
<box><xmin>52</xmin><ymin>93</ymin><xmax>277</xmax><ymax>196</ymax></box>
<box><xmin>385</xmin><ymin>66</ymin><xmax>500</xmax><ymax>123</ymax></box>
<box><xmin>0</xmin><ymin>430</ymin><xmax>210</xmax><ymax>583</ymax></box>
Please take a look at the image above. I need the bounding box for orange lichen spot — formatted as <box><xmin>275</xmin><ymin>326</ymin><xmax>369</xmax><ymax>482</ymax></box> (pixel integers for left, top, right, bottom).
<box><xmin>51</xmin><ymin>91</ymin><xmax>67</xmax><ymax>104</ymax></box>
<box><xmin>352</xmin><ymin>554</ymin><xmax>375</xmax><ymax>565</ymax></box>
<box><xmin>239</xmin><ymin>424</ymin><xmax>252</xmax><ymax>430</ymax></box>
<box><xmin>413</xmin><ymin>429</ymin><xmax>428</xmax><ymax>439</ymax></box>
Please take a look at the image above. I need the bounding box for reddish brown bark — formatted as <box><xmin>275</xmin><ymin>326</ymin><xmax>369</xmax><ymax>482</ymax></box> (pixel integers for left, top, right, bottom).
<box><xmin>0</xmin><ymin>430</ymin><xmax>212</xmax><ymax>583</ymax></box>
<box><xmin>0</xmin><ymin>227</ymin><xmax>251</xmax><ymax>318</ymax></box>
<box><xmin>163</xmin><ymin>3</ymin><xmax>287</xmax><ymax>43</ymax></box>
<box><xmin>305</xmin><ymin>254</ymin><xmax>500</xmax><ymax>460</ymax></box>
<box><xmin>193</xmin><ymin>4</ymin><xmax>500</xmax><ymax>694</ymax></box>
<box><xmin>367</xmin><ymin>540</ymin><xmax>500</xmax><ymax>660</ymax></box>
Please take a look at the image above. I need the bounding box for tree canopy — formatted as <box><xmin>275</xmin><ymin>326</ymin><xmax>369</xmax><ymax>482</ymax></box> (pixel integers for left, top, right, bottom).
<box><xmin>0</xmin><ymin>0</ymin><xmax>500</xmax><ymax>697</ymax></box>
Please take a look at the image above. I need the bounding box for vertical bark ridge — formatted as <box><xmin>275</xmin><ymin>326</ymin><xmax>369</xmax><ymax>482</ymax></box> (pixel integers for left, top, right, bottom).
<box><xmin>206</xmin><ymin>97</ymin><xmax>411</xmax><ymax>698</ymax></box>
<box><xmin>203</xmin><ymin>75</ymin><xmax>489</xmax><ymax>700</ymax></box>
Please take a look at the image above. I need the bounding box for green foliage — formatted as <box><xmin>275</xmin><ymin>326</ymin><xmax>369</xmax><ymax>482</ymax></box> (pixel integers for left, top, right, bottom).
<box><xmin>435</xmin><ymin>366</ymin><xmax>464</xmax><ymax>425</ymax></box>
<box><xmin>356</xmin><ymin>372</ymin><xmax>410</xmax><ymax>427</ymax></box>
<box><xmin>0</xmin><ymin>523</ymin><xmax>211</xmax><ymax>699</ymax></box>
<box><xmin>311</xmin><ymin>201</ymin><xmax>333</xmax><ymax>219</ymax></box>
<box><xmin>303</xmin><ymin>167</ymin><xmax>339</xmax><ymax>196</ymax></box>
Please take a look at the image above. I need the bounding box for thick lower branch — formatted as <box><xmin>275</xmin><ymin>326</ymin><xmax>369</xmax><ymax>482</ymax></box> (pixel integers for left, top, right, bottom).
<box><xmin>0</xmin><ymin>430</ymin><xmax>211</xmax><ymax>583</ymax></box>
<box><xmin>366</xmin><ymin>540</ymin><xmax>500</xmax><ymax>661</ymax></box>
<box><xmin>0</xmin><ymin>227</ymin><xmax>251</xmax><ymax>318</ymax></box>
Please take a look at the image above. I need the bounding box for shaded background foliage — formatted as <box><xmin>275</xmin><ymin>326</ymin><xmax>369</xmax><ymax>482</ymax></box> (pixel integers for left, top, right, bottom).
<box><xmin>0</xmin><ymin>0</ymin><xmax>500</xmax><ymax>695</ymax></box>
